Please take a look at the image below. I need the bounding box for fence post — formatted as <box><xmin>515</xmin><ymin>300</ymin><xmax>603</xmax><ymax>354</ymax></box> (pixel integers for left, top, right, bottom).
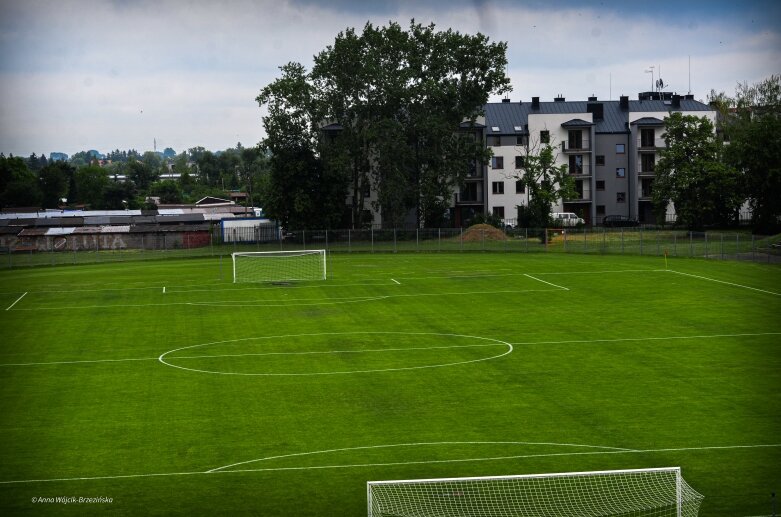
<box><xmin>393</xmin><ymin>228</ymin><xmax>397</xmax><ymax>253</ymax></box>
<box><xmin>416</xmin><ymin>228</ymin><xmax>419</xmax><ymax>252</ymax></box>
<box><xmin>705</xmin><ymin>232</ymin><xmax>709</xmax><ymax>258</ymax></box>
<box><xmin>371</xmin><ymin>227</ymin><xmax>374</xmax><ymax>253</ymax></box>
<box><xmin>563</xmin><ymin>229</ymin><xmax>567</xmax><ymax>252</ymax></box>
<box><xmin>720</xmin><ymin>234</ymin><xmax>724</xmax><ymax>260</ymax></box>
<box><xmin>736</xmin><ymin>233</ymin><xmax>740</xmax><ymax>261</ymax></box>
<box><xmin>348</xmin><ymin>229</ymin><xmax>351</xmax><ymax>253</ymax></box>
<box><xmin>525</xmin><ymin>227</ymin><xmax>528</xmax><ymax>252</ymax></box>
<box><xmin>640</xmin><ymin>227</ymin><xmax>643</xmax><ymax>256</ymax></box>
<box><xmin>325</xmin><ymin>229</ymin><xmax>329</xmax><ymax>252</ymax></box>
<box><xmin>621</xmin><ymin>228</ymin><xmax>624</xmax><ymax>254</ymax></box>
<box><xmin>689</xmin><ymin>232</ymin><xmax>693</xmax><ymax>257</ymax></box>
<box><xmin>584</xmin><ymin>226</ymin><xmax>587</xmax><ymax>252</ymax></box>
<box><xmin>303</xmin><ymin>230</ymin><xmax>306</xmax><ymax>250</ymax></box>
<box><xmin>752</xmin><ymin>234</ymin><xmax>755</xmax><ymax>261</ymax></box>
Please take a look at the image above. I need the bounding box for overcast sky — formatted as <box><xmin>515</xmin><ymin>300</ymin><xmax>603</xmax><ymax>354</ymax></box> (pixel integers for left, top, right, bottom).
<box><xmin>1</xmin><ymin>0</ymin><xmax>779</xmax><ymax>157</ymax></box>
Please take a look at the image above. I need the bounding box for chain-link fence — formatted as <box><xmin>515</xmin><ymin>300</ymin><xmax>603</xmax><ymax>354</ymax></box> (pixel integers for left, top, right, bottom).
<box><xmin>1</xmin><ymin>226</ymin><xmax>778</xmax><ymax>269</ymax></box>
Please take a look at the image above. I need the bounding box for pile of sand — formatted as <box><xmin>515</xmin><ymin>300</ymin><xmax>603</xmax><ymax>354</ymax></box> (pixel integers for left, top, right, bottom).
<box><xmin>461</xmin><ymin>223</ymin><xmax>508</xmax><ymax>242</ymax></box>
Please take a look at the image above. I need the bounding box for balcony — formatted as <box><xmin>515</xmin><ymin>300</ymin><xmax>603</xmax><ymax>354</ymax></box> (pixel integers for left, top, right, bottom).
<box><xmin>561</xmin><ymin>141</ymin><xmax>592</xmax><ymax>154</ymax></box>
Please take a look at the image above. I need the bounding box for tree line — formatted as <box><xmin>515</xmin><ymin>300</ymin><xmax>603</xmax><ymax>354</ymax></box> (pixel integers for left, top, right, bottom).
<box><xmin>0</xmin><ymin>144</ymin><xmax>269</xmax><ymax>211</ymax></box>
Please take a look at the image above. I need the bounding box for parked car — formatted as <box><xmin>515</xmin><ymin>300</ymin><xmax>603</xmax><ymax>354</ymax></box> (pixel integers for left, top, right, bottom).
<box><xmin>552</xmin><ymin>212</ymin><xmax>585</xmax><ymax>227</ymax></box>
<box><xmin>602</xmin><ymin>215</ymin><xmax>639</xmax><ymax>227</ymax></box>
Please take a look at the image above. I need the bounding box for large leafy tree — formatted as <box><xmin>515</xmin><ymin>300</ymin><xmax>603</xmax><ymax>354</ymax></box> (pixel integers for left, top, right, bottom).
<box><xmin>0</xmin><ymin>155</ymin><xmax>42</xmax><ymax>208</ymax></box>
<box><xmin>258</xmin><ymin>20</ymin><xmax>510</xmax><ymax>229</ymax></box>
<box><xmin>513</xmin><ymin>141</ymin><xmax>574</xmax><ymax>228</ymax></box>
<box><xmin>38</xmin><ymin>161</ymin><xmax>72</xmax><ymax>208</ymax></box>
<box><xmin>724</xmin><ymin>75</ymin><xmax>781</xmax><ymax>233</ymax></box>
<box><xmin>652</xmin><ymin>113</ymin><xmax>743</xmax><ymax>229</ymax></box>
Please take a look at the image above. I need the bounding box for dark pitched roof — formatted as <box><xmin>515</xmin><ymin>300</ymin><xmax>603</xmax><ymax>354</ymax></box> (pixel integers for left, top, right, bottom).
<box><xmin>561</xmin><ymin>118</ymin><xmax>594</xmax><ymax>127</ymax></box>
<box><xmin>631</xmin><ymin>117</ymin><xmax>665</xmax><ymax>126</ymax></box>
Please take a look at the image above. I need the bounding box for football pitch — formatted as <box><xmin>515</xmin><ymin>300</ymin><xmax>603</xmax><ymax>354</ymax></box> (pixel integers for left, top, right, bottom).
<box><xmin>0</xmin><ymin>252</ymin><xmax>779</xmax><ymax>515</ymax></box>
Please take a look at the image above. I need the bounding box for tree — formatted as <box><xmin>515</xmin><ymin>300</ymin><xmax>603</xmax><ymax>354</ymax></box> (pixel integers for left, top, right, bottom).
<box><xmin>652</xmin><ymin>112</ymin><xmax>743</xmax><ymax>229</ymax></box>
<box><xmin>723</xmin><ymin>75</ymin><xmax>781</xmax><ymax>233</ymax></box>
<box><xmin>127</xmin><ymin>159</ymin><xmax>158</xmax><ymax>191</ymax></box>
<box><xmin>512</xmin><ymin>141</ymin><xmax>574</xmax><ymax>229</ymax></box>
<box><xmin>38</xmin><ymin>161</ymin><xmax>73</xmax><ymax>208</ymax></box>
<box><xmin>149</xmin><ymin>180</ymin><xmax>182</xmax><ymax>204</ymax></box>
<box><xmin>0</xmin><ymin>156</ymin><xmax>42</xmax><ymax>208</ymax></box>
<box><xmin>258</xmin><ymin>62</ymin><xmax>348</xmax><ymax>229</ymax></box>
<box><xmin>72</xmin><ymin>165</ymin><xmax>109</xmax><ymax>208</ymax></box>
<box><xmin>258</xmin><ymin>20</ymin><xmax>511</xmax><ymax>229</ymax></box>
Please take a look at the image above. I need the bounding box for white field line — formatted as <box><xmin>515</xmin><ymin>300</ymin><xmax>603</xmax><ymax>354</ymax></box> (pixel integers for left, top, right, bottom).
<box><xmin>207</xmin><ymin>440</ymin><xmax>634</xmax><ymax>473</ymax></box>
<box><xmin>9</xmin><ymin>288</ymin><xmax>556</xmax><ymax>311</ymax></box>
<box><xmin>507</xmin><ymin>332</ymin><xmax>781</xmax><ymax>347</ymax></box>
<box><xmin>523</xmin><ymin>274</ymin><xmax>569</xmax><ymax>291</ymax></box>
<box><xmin>391</xmin><ymin>278</ymin><xmax>400</xmax><ymax>285</ymax></box>
<box><xmin>5</xmin><ymin>292</ymin><xmax>27</xmax><ymax>311</ymax></box>
<box><xmin>168</xmin><ymin>342</ymin><xmax>506</xmax><ymax>361</ymax></box>
<box><xmin>393</xmin><ymin>269</ymin><xmax>661</xmax><ymax>281</ymax></box>
<box><xmin>0</xmin><ymin>443</ymin><xmax>777</xmax><ymax>485</ymax></box>
<box><xmin>163</xmin><ymin>286</ymin><xmax>166</xmax><ymax>294</ymax></box>
<box><xmin>2</xmin><ymin>331</ymin><xmax>777</xmax><ymax>368</ymax></box>
<box><xmin>667</xmin><ymin>269</ymin><xmax>781</xmax><ymax>296</ymax></box>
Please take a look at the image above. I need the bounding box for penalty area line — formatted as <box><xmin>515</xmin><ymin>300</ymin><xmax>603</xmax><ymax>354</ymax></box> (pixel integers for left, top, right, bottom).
<box><xmin>391</xmin><ymin>278</ymin><xmax>401</xmax><ymax>285</ymax></box>
<box><xmin>523</xmin><ymin>274</ymin><xmax>569</xmax><ymax>291</ymax></box>
<box><xmin>667</xmin><ymin>269</ymin><xmax>781</xmax><ymax>296</ymax></box>
<box><xmin>5</xmin><ymin>292</ymin><xmax>27</xmax><ymax>311</ymax></box>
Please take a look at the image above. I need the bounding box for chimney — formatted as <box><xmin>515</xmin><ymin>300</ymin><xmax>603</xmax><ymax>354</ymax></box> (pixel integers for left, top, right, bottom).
<box><xmin>684</xmin><ymin>94</ymin><xmax>694</xmax><ymax>100</ymax></box>
<box><xmin>532</xmin><ymin>96</ymin><xmax>540</xmax><ymax>109</ymax></box>
<box><xmin>554</xmin><ymin>94</ymin><xmax>565</xmax><ymax>102</ymax></box>
<box><xmin>587</xmin><ymin>102</ymin><xmax>604</xmax><ymax>121</ymax></box>
<box><xmin>619</xmin><ymin>95</ymin><xmax>629</xmax><ymax>110</ymax></box>
<box><xmin>502</xmin><ymin>98</ymin><xmax>511</xmax><ymax>103</ymax></box>
<box><xmin>588</xmin><ymin>95</ymin><xmax>598</xmax><ymax>101</ymax></box>
<box><xmin>672</xmin><ymin>94</ymin><xmax>681</xmax><ymax>108</ymax></box>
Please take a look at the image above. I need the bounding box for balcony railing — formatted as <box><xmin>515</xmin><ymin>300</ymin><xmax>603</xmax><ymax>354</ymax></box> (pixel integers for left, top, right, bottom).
<box><xmin>561</xmin><ymin>141</ymin><xmax>592</xmax><ymax>153</ymax></box>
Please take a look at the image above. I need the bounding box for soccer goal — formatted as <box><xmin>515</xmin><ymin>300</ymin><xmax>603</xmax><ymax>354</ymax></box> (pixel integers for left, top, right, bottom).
<box><xmin>367</xmin><ymin>467</ymin><xmax>703</xmax><ymax>517</ymax></box>
<box><xmin>232</xmin><ymin>250</ymin><xmax>326</xmax><ymax>283</ymax></box>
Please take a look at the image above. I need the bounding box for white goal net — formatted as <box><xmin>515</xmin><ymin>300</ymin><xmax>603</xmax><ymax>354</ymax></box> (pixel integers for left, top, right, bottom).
<box><xmin>368</xmin><ymin>467</ymin><xmax>703</xmax><ymax>517</ymax></box>
<box><xmin>232</xmin><ymin>250</ymin><xmax>326</xmax><ymax>283</ymax></box>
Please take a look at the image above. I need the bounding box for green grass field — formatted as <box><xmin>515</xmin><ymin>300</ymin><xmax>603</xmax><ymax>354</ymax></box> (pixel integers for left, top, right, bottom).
<box><xmin>0</xmin><ymin>252</ymin><xmax>779</xmax><ymax>515</ymax></box>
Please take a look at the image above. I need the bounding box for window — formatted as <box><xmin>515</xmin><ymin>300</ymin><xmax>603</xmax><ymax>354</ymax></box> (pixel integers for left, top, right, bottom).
<box><xmin>492</xmin><ymin>206</ymin><xmax>505</xmax><ymax>218</ymax></box>
<box><xmin>491</xmin><ymin>156</ymin><xmax>504</xmax><ymax>169</ymax></box>
<box><xmin>540</xmin><ymin>130</ymin><xmax>550</xmax><ymax>144</ymax></box>
<box><xmin>641</xmin><ymin>153</ymin><xmax>655</xmax><ymax>173</ymax></box>
<box><xmin>568</xmin><ymin>130</ymin><xmax>583</xmax><ymax>149</ymax></box>
<box><xmin>617</xmin><ymin>192</ymin><xmax>626</xmax><ymax>203</ymax></box>
<box><xmin>641</xmin><ymin>128</ymin><xmax>655</xmax><ymax>147</ymax></box>
<box><xmin>616</xmin><ymin>167</ymin><xmax>626</xmax><ymax>178</ymax></box>
<box><xmin>363</xmin><ymin>183</ymin><xmax>371</xmax><ymax>198</ymax></box>
<box><xmin>569</xmin><ymin>155</ymin><xmax>583</xmax><ymax>175</ymax></box>
<box><xmin>491</xmin><ymin>136</ymin><xmax>501</xmax><ymax>147</ymax></box>
<box><xmin>595</xmin><ymin>155</ymin><xmax>605</xmax><ymax>166</ymax></box>
<box><xmin>515</xmin><ymin>156</ymin><xmax>525</xmax><ymax>169</ymax></box>
<box><xmin>596</xmin><ymin>205</ymin><xmax>606</xmax><ymax>215</ymax></box>
<box><xmin>492</xmin><ymin>181</ymin><xmax>504</xmax><ymax>195</ymax></box>
<box><xmin>516</xmin><ymin>135</ymin><xmax>528</xmax><ymax>146</ymax></box>
<box><xmin>515</xmin><ymin>180</ymin><xmax>525</xmax><ymax>194</ymax></box>
<box><xmin>596</xmin><ymin>180</ymin><xmax>605</xmax><ymax>191</ymax></box>
<box><xmin>616</xmin><ymin>143</ymin><xmax>625</xmax><ymax>154</ymax></box>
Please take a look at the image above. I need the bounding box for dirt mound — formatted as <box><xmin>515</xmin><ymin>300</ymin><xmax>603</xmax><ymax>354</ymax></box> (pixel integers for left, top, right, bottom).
<box><xmin>461</xmin><ymin>223</ymin><xmax>508</xmax><ymax>242</ymax></box>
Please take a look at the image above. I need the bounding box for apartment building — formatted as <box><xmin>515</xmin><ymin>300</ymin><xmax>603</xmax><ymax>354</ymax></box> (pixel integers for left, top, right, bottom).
<box><xmin>483</xmin><ymin>93</ymin><xmax>716</xmax><ymax>225</ymax></box>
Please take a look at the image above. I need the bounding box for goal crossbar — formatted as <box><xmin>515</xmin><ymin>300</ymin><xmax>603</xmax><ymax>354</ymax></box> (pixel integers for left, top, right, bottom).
<box><xmin>368</xmin><ymin>467</ymin><xmax>703</xmax><ymax>517</ymax></box>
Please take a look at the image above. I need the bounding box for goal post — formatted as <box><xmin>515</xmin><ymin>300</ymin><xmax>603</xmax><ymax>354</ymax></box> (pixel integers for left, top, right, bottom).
<box><xmin>367</xmin><ymin>467</ymin><xmax>703</xmax><ymax>517</ymax></box>
<box><xmin>231</xmin><ymin>250</ymin><xmax>327</xmax><ymax>283</ymax></box>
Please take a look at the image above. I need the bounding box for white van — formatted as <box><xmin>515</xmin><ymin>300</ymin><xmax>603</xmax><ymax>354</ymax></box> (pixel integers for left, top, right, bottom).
<box><xmin>552</xmin><ymin>212</ymin><xmax>585</xmax><ymax>227</ymax></box>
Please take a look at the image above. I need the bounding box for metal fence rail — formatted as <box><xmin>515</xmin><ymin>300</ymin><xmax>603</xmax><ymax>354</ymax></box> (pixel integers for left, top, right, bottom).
<box><xmin>1</xmin><ymin>227</ymin><xmax>779</xmax><ymax>269</ymax></box>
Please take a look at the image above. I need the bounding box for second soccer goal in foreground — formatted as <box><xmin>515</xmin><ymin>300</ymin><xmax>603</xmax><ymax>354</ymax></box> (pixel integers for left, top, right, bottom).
<box><xmin>232</xmin><ymin>250</ymin><xmax>327</xmax><ymax>283</ymax></box>
<box><xmin>367</xmin><ymin>467</ymin><xmax>703</xmax><ymax>517</ymax></box>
